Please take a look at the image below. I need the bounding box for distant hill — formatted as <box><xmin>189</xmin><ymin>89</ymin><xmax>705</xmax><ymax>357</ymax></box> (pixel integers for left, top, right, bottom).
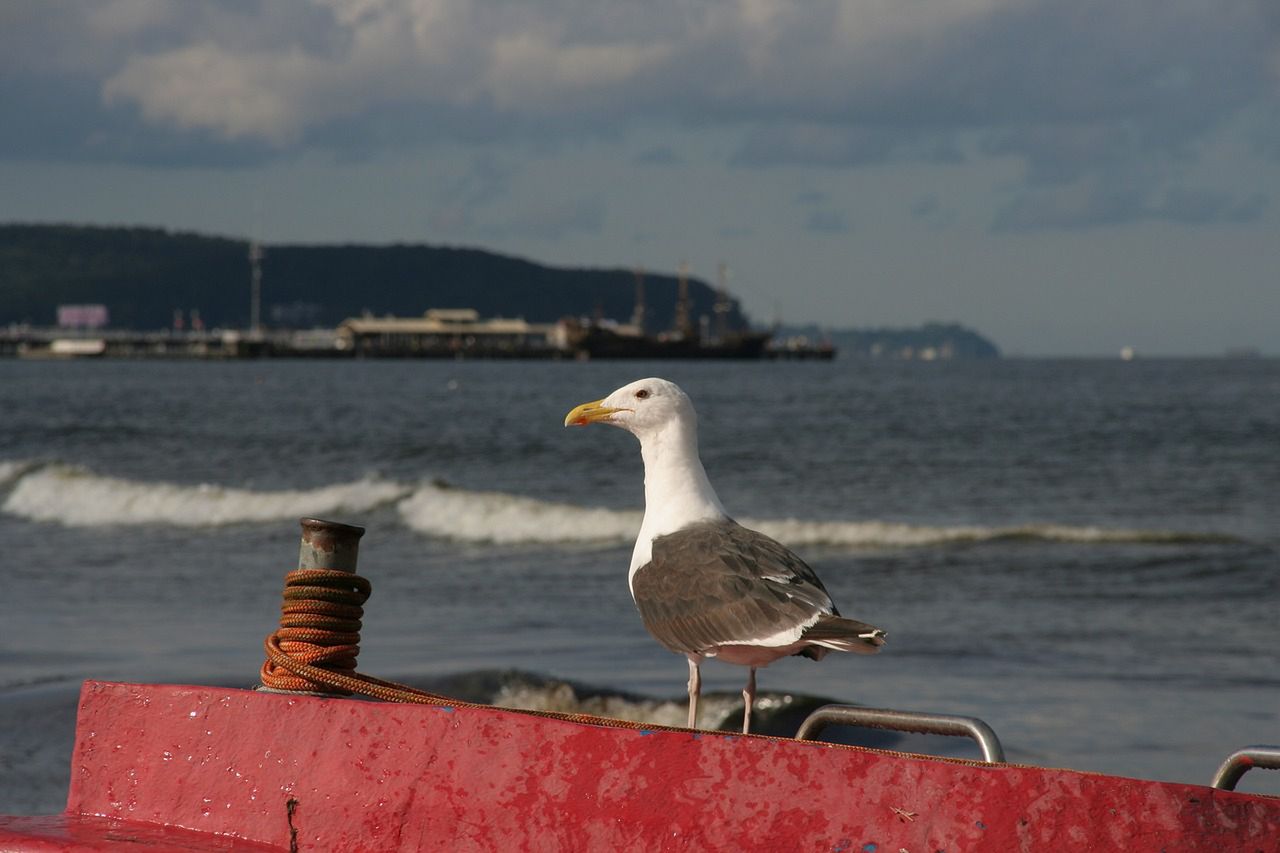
<box><xmin>779</xmin><ymin>322</ymin><xmax>1000</xmax><ymax>359</ymax></box>
<box><xmin>0</xmin><ymin>225</ymin><xmax>1001</xmax><ymax>357</ymax></box>
<box><xmin>0</xmin><ymin>224</ymin><xmax>746</xmax><ymax>332</ymax></box>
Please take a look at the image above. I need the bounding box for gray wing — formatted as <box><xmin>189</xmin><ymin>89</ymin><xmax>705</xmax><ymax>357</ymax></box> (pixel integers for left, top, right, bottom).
<box><xmin>630</xmin><ymin>519</ymin><xmax>839</xmax><ymax>656</ymax></box>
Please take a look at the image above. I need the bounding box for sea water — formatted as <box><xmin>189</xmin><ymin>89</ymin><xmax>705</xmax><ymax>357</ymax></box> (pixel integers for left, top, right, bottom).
<box><xmin>1</xmin><ymin>358</ymin><xmax>1277</xmax><ymax>813</ymax></box>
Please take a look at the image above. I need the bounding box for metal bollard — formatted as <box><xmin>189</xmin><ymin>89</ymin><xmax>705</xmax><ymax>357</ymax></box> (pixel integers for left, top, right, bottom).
<box><xmin>297</xmin><ymin>517</ymin><xmax>365</xmax><ymax>573</ymax></box>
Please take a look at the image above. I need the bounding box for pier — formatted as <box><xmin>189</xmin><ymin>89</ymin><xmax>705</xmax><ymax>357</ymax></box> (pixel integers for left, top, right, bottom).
<box><xmin>2</xmin><ymin>310</ymin><xmax>836</xmax><ymax>361</ymax></box>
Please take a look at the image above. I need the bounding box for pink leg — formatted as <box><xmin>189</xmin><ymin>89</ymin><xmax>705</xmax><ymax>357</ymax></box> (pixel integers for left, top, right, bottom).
<box><xmin>741</xmin><ymin>667</ymin><xmax>757</xmax><ymax>734</ymax></box>
<box><xmin>686</xmin><ymin>657</ymin><xmax>701</xmax><ymax>728</ymax></box>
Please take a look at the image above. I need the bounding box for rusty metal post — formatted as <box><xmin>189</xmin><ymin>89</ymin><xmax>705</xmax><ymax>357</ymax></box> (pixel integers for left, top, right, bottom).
<box><xmin>297</xmin><ymin>517</ymin><xmax>365</xmax><ymax>573</ymax></box>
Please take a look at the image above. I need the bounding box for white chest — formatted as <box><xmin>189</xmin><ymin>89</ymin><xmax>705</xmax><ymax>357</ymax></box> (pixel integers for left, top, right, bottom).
<box><xmin>625</xmin><ymin>410</ymin><xmax>727</xmax><ymax>595</ymax></box>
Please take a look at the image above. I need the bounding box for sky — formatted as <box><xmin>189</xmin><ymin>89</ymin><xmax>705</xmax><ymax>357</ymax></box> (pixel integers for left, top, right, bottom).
<box><xmin>2</xmin><ymin>1</ymin><xmax>1279</xmax><ymax>355</ymax></box>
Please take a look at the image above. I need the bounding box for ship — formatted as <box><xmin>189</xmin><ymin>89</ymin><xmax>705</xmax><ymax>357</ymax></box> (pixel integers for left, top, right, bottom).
<box><xmin>559</xmin><ymin>319</ymin><xmax>774</xmax><ymax>360</ymax></box>
<box><xmin>559</xmin><ymin>263</ymin><xmax>830</xmax><ymax>360</ymax></box>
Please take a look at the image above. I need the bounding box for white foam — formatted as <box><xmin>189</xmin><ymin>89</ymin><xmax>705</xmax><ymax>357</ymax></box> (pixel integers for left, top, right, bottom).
<box><xmin>744</xmin><ymin>518</ymin><xmax>1229</xmax><ymax>547</ymax></box>
<box><xmin>2</xmin><ymin>465</ymin><xmax>409</xmax><ymax>527</ymax></box>
<box><xmin>492</xmin><ymin>680</ymin><xmax>741</xmax><ymax>728</ymax></box>
<box><xmin>397</xmin><ymin>481</ymin><xmax>641</xmax><ymax>544</ymax></box>
<box><xmin>0</xmin><ymin>460</ymin><xmax>35</xmax><ymax>489</ymax></box>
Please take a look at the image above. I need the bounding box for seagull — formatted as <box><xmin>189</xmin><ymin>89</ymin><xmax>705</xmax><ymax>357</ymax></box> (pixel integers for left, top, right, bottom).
<box><xmin>565</xmin><ymin>377</ymin><xmax>885</xmax><ymax>733</ymax></box>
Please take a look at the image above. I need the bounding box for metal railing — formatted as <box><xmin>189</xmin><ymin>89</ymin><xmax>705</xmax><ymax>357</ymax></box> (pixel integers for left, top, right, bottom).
<box><xmin>1210</xmin><ymin>745</ymin><xmax>1280</xmax><ymax>791</ymax></box>
<box><xmin>795</xmin><ymin>704</ymin><xmax>1006</xmax><ymax>764</ymax></box>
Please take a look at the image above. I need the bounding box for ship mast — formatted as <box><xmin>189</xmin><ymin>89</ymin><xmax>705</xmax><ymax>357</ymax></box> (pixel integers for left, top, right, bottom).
<box><xmin>249</xmin><ymin>241</ymin><xmax>264</xmax><ymax>337</ymax></box>
<box><xmin>675</xmin><ymin>260</ymin><xmax>693</xmax><ymax>340</ymax></box>
<box><xmin>631</xmin><ymin>267</ymin><xmax>647</xmax><ymax>335</ymax></box>
<box><xmin>714</xmin><ymin>262</ymin><xmax>731</xmax><ymax>342</ymax></box>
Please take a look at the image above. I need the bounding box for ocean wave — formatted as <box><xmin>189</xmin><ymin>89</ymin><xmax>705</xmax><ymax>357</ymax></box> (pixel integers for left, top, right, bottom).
<box><xmin>397</xmin><ymin>481</ymin><xmax>641</xmax><ymax>544</ymax></box>
<box><xmin>423</xmin><ymin>669</ymin><xmax>829</xmax><ymax>736</ymax></box>
<box><xmin>398</xmin><ymin>482</ymin><xmax>1232</xmax><ymax>547</ymax></box>
<box><xmin>2</xmin><ymin>464</ymin><xmax>409</xmax><ymax>527</ymax></box>
<box><xmin>741</xmin><ymin>518</ymin><xmax>1236</xmax><ymax>548</ymax></box>
<box><xmin>0</xmin><ymin>459</ymin><xmax>37</xmax><ymax>489</ymax></box>
<box><xmin>0</xmin><ymin>462</ymin><xmax>1235</xmax><ymax>546</ymax></box>
<box><xmin>491</xmin><ymin>680</ymin><xmax>719</xmax><ymax>728</ymax></box>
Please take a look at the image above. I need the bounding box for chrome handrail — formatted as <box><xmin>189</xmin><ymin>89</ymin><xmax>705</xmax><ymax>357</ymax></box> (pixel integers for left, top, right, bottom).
<box><xmin>795</xmin><ymin>704</ymin><xmax>1006</xmax><ymax>763</ymax></box>
<box><xmin>1210</xmin><ymin>745</ymin><xmax>1280</xmax><ymax>791</ymax></box>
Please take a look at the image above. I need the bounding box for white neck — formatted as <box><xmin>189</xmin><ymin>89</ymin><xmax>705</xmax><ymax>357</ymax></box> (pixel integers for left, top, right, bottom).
<box><xmin>628</xmin><ymin>416</ymin><xmax>727</xmax><ymax>590</ymax></box>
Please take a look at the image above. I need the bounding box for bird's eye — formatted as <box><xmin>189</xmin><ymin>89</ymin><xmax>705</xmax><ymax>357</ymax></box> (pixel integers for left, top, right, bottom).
<box><xmin>635</xmin><ymin>389</ymin><xmax>650</xmax><ymax>400</ymax></box>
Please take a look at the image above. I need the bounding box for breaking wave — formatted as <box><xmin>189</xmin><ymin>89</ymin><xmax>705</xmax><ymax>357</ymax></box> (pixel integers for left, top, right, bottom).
<box><xmin>740</xmin><ymin>518</ymin><xmax>1235</xmax><ymax>548</ymax></box>
<box><xmin>395</xmin><ymin>481</ymin><xmax>1233</xmax><ymax>547</ymax></box>
<box><xmin>2</xmin><ymin>464</ymin><xmax>409</xmax><ymax>527</ymax></box>
<box><xmin>0</xmin><ymin>460</ymin><xmax>1237</xmax><ymax>546</ymax></box>
<box><xmin>0</xmin><ymin>459</ymin><xmax>36</xmax><ymax>489</ymax></box>
<box><xmin>397</xmin><ymin>481</ymin><xmax>641</xmax><ymax>544</ymax></box>
<box><xmin>406</xmin><ymin>669</ymin><xmax>843</xmax><ymax>739</ymax></box>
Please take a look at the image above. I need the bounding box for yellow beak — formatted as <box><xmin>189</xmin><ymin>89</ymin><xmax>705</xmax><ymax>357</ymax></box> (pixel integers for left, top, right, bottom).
<box><xmin>564</xmin><ymin>398</ymin><xmax>619</xmax><ymax>427</ymax></box>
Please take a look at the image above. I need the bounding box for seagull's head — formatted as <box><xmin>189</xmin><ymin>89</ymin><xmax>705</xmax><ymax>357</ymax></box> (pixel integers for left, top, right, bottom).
<box><xmin>564</xmin><ymin>377</ymin><xmax>695</xmax><ymax>438</ymax></box>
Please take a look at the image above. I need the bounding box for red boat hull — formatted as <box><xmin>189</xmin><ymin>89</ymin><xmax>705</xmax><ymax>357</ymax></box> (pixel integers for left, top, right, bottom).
<box><xmin>1</xmin><ymin>681</ymin><xmax>1276</xmax><ymax>851</ymax></box>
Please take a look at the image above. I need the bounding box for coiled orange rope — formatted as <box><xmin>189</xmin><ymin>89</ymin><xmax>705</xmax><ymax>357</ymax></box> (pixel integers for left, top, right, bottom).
<box><xmin>260</xmin><ymin>568</ymin><xmax>372</xmax><ymax>694</ymax></box>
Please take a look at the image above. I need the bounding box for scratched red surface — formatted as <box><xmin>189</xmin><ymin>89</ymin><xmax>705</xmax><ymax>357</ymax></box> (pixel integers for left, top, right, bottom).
<box><xmin>1</xmin><ymin>681</ymin><xmax>1277</xmax><ymax>851</ymax></box>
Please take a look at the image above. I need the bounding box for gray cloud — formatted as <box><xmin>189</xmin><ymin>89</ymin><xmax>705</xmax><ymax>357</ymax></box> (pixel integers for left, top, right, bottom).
<box><xmin>634</xmin><ymin>145</ymin><xmax>680</xmax><ymax>166</ymax></box>
<box><xmin>429</xmin><ymin>194</ymin><xmax>606</xmax><ymax>242</ymax></box>
<box><xmin>5</xmin><ymin>2</ymin><xmax>1271</xmax><ymax>146</ymax></box>
<box><xmin>444</xmin><ymin>154</ymin><xmax>517</xmax><ymax>208</ymax></box>
<box><xmin>991</xmin><ymin>181</ymin><xmax>1269</xmax><ymax>232</ymax></box>
<box><xmin>1248</xmin><ymin>108</ymin><xmax>1280</xmax><ymax>161</ymax></box>
<box><xmin>909</xmin><ymin>193</ymin><xmax>957</xmax><ymax>230</ymax></box>
<box><xmin>910</xmin><ymin>195</ymin><xmax>939</xmax><ymax>219</ymax></box>
<box><xmin>1</xmin><ymin>0</ymin><xmax>1277</xmax><ymax>231</ymax></box>
<box><xmin>980</xmin><ymin>124</ymin><xmax>1146</xmax><ymax>187</ymax></box>
<box><xmin>804</xmin><ymin>209</ymin><xmax>849</xmax><ymax>234</ymax></box>
<box><xmin>794</xmin><ymin>190</ymin><xmax>828</xmax><ymax>206</ymax></box>
<box><xmin>1157</xmin><ymin>188</ymin><xmax>1268</xmax><ymax>224</ymax></box>
<box><xmin>733</xmin><ymin>125</ymin><xmax>900</xmax><ymax>168</ymax></box>
<box><xmin>483</xmin><ymin>196</ymin><xmax>606</xmax><ymax>241</ymax></box>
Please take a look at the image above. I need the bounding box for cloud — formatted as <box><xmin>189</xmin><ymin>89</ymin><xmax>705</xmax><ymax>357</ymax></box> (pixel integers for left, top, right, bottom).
<box><xmin>444</xmin><ymin>154</ymin><xmax>516</xmax><ymax>208</ymax></box>
<box><xmin>104</xmin><ymin>44</ymin><xmax>327</xmax><ymax>144</ymax></box>
<box><xmin>910</xmin><ymin>194</ymin><xmax>939</xmax><ymax>219</ymax></box>
<box><xmin>425</xmin><ymin>152</ymin><xmax>601</xmax><ymax>241</ymax></box>
<box><xmin>634</xmin><ymin>145</ymin><xmax>680</xmax><ymax>166</ymax></box>
<box><xmin>991</xmin><ymin>181</ymin><xmax>1269</xmax><ymax>232</ymax></box>
<box><xmin>1248</xmin><ymin>107</ymin><xmax>1280</xmax><ymax>161</ymax></box>
<box><xmin>733</xmin><ymin>125</ymin><xmax>901</xmax><ymax>168</ymax></box>
<box><xmin>981</xmin><ymin>124</ymin><xmax>1144</xmax><ymax>187</ymax></box>
<box><xmin>483</xmin><ymin>196</ymin><xmax>606</xmax><ymax>241</ymax></box>
<box><xmin>93</xmin><ymin>1</ymin><xmax>682</xmax><ymax>144</ymax></box>
<box><xmin>5</xmin><ymin>2</ymin><xmax>1261</xmax><ymax>146</ymax></box>
<box><xmin>2</xmin><ymin>0</ymin><xmax>1277</xmax><ymax>227</ymax></box>
<box><xmin>909</xmin><ymin>193</ymin><xmax>957</xmax><ymax>230</ymax></box>
<box><xmin>804</xmin><ymin>209</ymin><xmax>849</xmax><ymax>234</ymax></box>
<box><xmin>428</xmin><ymin>194</ymin><xmax>605</xmax><ymax>241</ymax></box>
<box><xmin>484</xmin><ymin>32</ymin><xmax>675</xmax><ymax>110</ymax></box>
<box><xmin>0</xmin><ymin>71</ymin><xmax>277</xmax><ymax>166</ymax></box>
<box><xmin>1156</xmin><ymin>187</ymin><xmax>1268</xmax><ymax>224</ymax></box>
